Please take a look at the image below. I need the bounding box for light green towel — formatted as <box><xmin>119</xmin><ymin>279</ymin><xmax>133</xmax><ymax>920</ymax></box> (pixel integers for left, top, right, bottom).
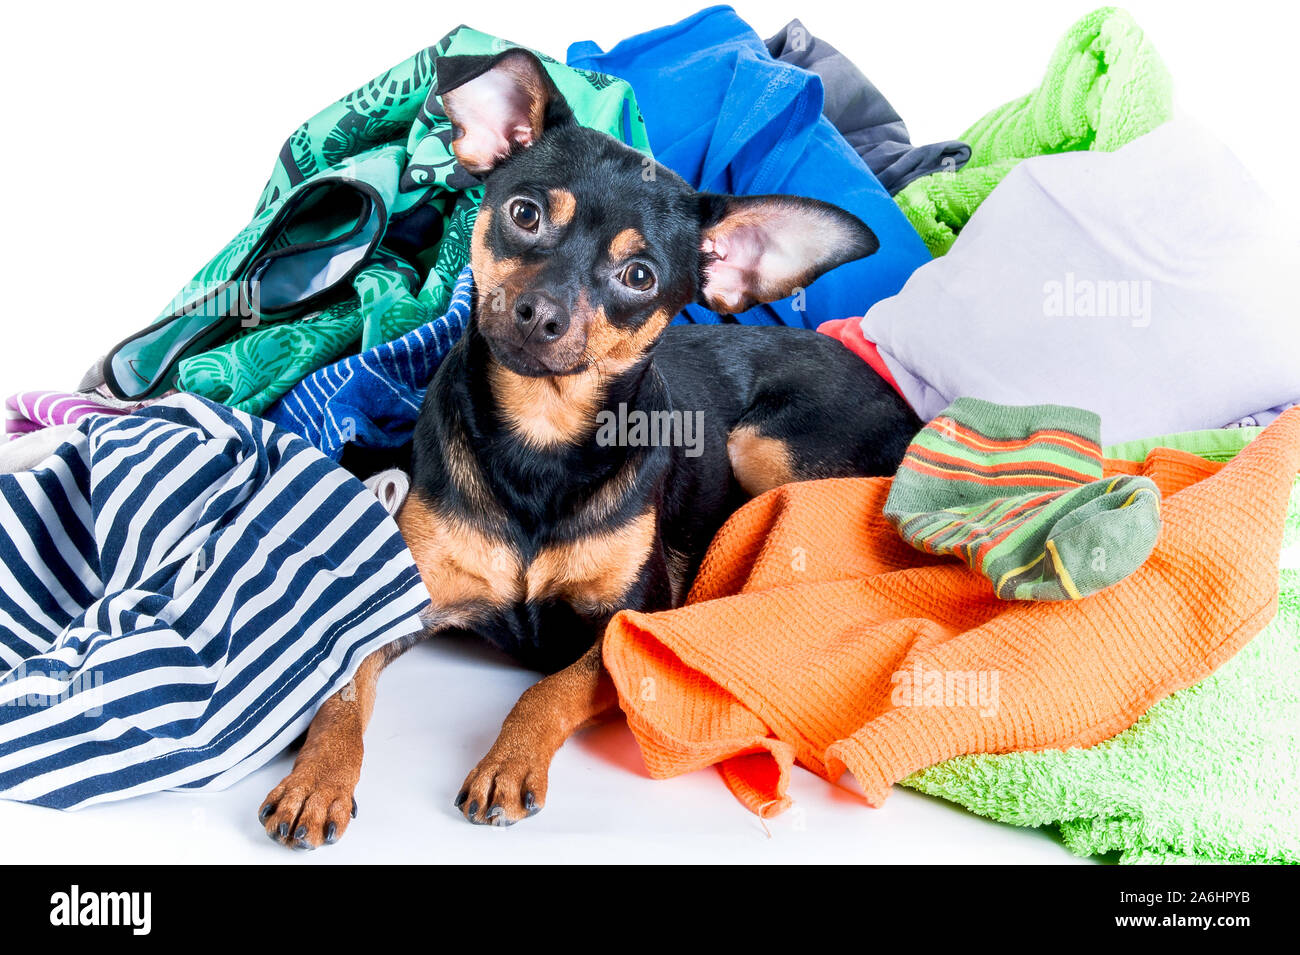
<box><xmin>904</xmin><ymin>427</ymin><xmax>1300</xmax><ymax>864</ymax></box>
<box><xmin>896</xmin><ymin>7</ymin><xmax>1173</xmax><ymax>255</ymax></box>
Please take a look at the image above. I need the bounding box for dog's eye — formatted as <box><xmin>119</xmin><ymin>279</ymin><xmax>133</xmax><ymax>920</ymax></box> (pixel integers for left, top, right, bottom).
<box><xmin>621</xmin><ymin>262</ymin><xmax>656</xmax><ymax>292</ymax></box>
<box><xmin>509</xmin><ymin>199</ymin><xmax>541</xmax><ymax>232</ymax></box>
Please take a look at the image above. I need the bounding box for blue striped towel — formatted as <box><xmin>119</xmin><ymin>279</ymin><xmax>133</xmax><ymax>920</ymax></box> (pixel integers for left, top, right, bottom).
<box><xmin>267</xmin><ymin>266</ymin><xmax>475</xmax><ymax>459</ymax></box>
<box><xmin>0</xmin><ymin>395</ymin><xmax>429</xmax><ymax>809</ymax></box>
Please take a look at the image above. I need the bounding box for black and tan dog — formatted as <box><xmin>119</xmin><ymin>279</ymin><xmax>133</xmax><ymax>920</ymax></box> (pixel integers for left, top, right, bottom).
<box><xmin>259</xmin><ymin>49</ymin><xmax>921</xmax><ymax>848</ymax></box>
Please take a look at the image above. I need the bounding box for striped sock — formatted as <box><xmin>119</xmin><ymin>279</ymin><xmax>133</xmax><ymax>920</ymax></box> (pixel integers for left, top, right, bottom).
<box><xmin>883</xmin><ymin>398</ymin><xmax>1162</xmax><ymax>601</ymax></box>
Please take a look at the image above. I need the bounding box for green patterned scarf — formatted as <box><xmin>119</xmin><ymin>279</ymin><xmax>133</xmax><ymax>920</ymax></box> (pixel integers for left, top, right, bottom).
<box><xmin>110</xmin><ymin>27</ymin><xmax>650</xmax><ymax>414</ymax></box>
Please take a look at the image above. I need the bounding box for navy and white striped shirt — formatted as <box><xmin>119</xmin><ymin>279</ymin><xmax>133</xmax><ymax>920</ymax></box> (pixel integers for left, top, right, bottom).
<box><xmin>0</xmin><ymin>396</ymin><xmax>428</xmax><ymax>808</ymax></box>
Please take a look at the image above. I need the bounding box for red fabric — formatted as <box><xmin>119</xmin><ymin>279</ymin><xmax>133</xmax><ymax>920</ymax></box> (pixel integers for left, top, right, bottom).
<box><xmin>818</xmin><ymin>318</ymin><xmax>906</xmax><ymax>400</ymax></box>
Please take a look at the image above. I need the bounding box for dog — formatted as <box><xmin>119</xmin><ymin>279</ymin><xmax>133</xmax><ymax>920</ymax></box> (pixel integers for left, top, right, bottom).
<box><xmin>258</xmin><ymin>48</ymin><xmax>921</xmax><ymax>848</ymax></box>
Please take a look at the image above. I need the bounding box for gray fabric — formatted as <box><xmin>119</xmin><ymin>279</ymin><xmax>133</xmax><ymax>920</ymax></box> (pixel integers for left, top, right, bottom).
<box><xmin>77</xmin><ymin>358</ymin><xmax>106</xmax><ymax>393</ymax></box>
<box><xmin>765</xmin><ymin>19</ymin><xmax>971</xmax><ymax>194</ymax></box>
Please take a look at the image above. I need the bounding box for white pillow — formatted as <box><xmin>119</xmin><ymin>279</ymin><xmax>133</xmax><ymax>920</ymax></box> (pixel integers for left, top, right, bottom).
<box><xmin>862</xmin><ymin>119</ymin><xmax>1300</xmax><ymax>445</ymax></box>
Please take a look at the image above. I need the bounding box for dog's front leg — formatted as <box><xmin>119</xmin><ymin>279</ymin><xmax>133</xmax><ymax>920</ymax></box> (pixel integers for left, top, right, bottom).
<box><xmin>258</xmin><ymin>645</ymin><xmax>393</xmax><ymax>849</ymax></box>
<box><xmin>457</xmin><ymin>637</ymin><xmax>616</xmax><ymax>826</ymax></box>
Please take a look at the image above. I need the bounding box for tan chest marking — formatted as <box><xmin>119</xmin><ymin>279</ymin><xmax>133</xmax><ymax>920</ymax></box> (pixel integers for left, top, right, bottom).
<box><xmin>489</xmin><ymin>362</ymin><xmax>606</xmax><ymax>448</ymax></box>
<box><xmin>398</xmin><ymin>494</ymin><xmax>523</xmax><ymax>619</ymax></box>
<box><xmin>526</xmin><ymin>509</ymin><xmax>657</xmax><ymax>613</ymax></box>
<box><xmin>399</xmin><ymin>493</ymin><xmax>658</xmax><ymax>619</ymax></box>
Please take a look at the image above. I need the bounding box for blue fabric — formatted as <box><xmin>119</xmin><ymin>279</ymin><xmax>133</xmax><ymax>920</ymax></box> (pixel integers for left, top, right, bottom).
<box><xmin>568</xmin><ymin>5</ymin><xmax>931</xmax><ymax>328</ymax></box>
<box><xmin>0</xmin><ymin>396</ymin><xmax>428</xmax><ymax>809</ymax></box>
<box><xmin>266</xmin><ymin>267</ymin><xmax>475</xmax><ymax>459</ymax></box>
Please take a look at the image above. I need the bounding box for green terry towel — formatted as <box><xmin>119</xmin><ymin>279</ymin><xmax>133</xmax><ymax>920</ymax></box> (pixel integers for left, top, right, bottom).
<box><xmin>904</xmin><ymin>427</ymin><xmax>1300</xmax><ymax>864</ymax></box>
<box><xmin>895</xmin><ymin>7</ymin><xmax>1173</xmax><ymax>255</ymax></box>
<box><xmin>104</xmin><ymin>27</ymin><xmax>650</xmax><ymax>414</ymax></box>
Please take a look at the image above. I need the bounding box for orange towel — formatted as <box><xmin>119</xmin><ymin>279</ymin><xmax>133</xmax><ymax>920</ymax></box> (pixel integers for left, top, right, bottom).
<box><xmin>604</xmin><ymin>410</ymin><xmax>1300</xmax><ymax>817</ymax></box>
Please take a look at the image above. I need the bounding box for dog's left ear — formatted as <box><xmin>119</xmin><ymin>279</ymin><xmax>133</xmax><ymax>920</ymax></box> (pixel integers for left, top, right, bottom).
<box><xmin>435</xmin><ymin>48</ymin><xmax>575</xmax><ymax>176</ymax></box>
<box><xmin>696</xmin><ymin>194</ymin><xmax>879</xmax><ymax>314</ymax></box>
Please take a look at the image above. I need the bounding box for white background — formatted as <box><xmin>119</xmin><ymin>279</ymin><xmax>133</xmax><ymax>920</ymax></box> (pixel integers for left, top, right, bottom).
<box><xmin>0</xmin><ymin>0</ymin><xmax>1291</xmax><ymax>863</ymax></box>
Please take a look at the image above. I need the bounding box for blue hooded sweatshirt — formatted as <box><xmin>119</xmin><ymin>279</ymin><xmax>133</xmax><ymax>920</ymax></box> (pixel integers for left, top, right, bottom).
<box><xmin>568</xmin><ymin>5</ymin><xmax>930</xmax><ymax>327</ymax></box>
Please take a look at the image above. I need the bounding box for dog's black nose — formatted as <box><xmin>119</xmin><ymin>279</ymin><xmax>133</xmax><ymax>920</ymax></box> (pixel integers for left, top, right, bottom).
<box><xmin>514</xmin><ymin>292</ymin><xmax>569</xmax><ymax>342</ymax></box>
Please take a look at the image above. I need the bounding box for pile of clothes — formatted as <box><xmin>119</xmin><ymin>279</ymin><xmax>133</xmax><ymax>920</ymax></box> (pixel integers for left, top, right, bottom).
<box><xmin>2</xmin><ymin>5</ymin><xmax>1299</xmax><ymax>862</ymax></box>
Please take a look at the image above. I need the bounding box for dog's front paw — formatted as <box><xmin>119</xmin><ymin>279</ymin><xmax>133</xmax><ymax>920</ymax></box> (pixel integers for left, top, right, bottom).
<box><xmin>259</xmin><ymin>769</ymin><xmax>358</xmax><ymax>850</ymax></box>
<box><xmin>456</xmin><ymin>748</ymin><xmax>549</xmax><ymax>826</ymax></box>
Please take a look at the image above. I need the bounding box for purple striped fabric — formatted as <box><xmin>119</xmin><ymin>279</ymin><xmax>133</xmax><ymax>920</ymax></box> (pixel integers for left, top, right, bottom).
<box><xmin>4</xmin><ymin>391</ymin><xmax>128</xmax><ymax>440</ymax></box>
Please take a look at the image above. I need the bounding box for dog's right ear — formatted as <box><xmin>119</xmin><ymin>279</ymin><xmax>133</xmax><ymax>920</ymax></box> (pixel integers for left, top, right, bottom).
<box><xmin>434</xmin><ymin>49</ymin><xmax>575</xmax><ymax>177</ymax></box>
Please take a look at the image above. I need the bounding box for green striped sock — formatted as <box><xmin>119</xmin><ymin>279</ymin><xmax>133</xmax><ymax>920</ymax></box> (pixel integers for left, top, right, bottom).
<box><xmin>883</xmin><ymin>398</ymin><xmax>1162</xmax><ymax>601</ymax></box>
